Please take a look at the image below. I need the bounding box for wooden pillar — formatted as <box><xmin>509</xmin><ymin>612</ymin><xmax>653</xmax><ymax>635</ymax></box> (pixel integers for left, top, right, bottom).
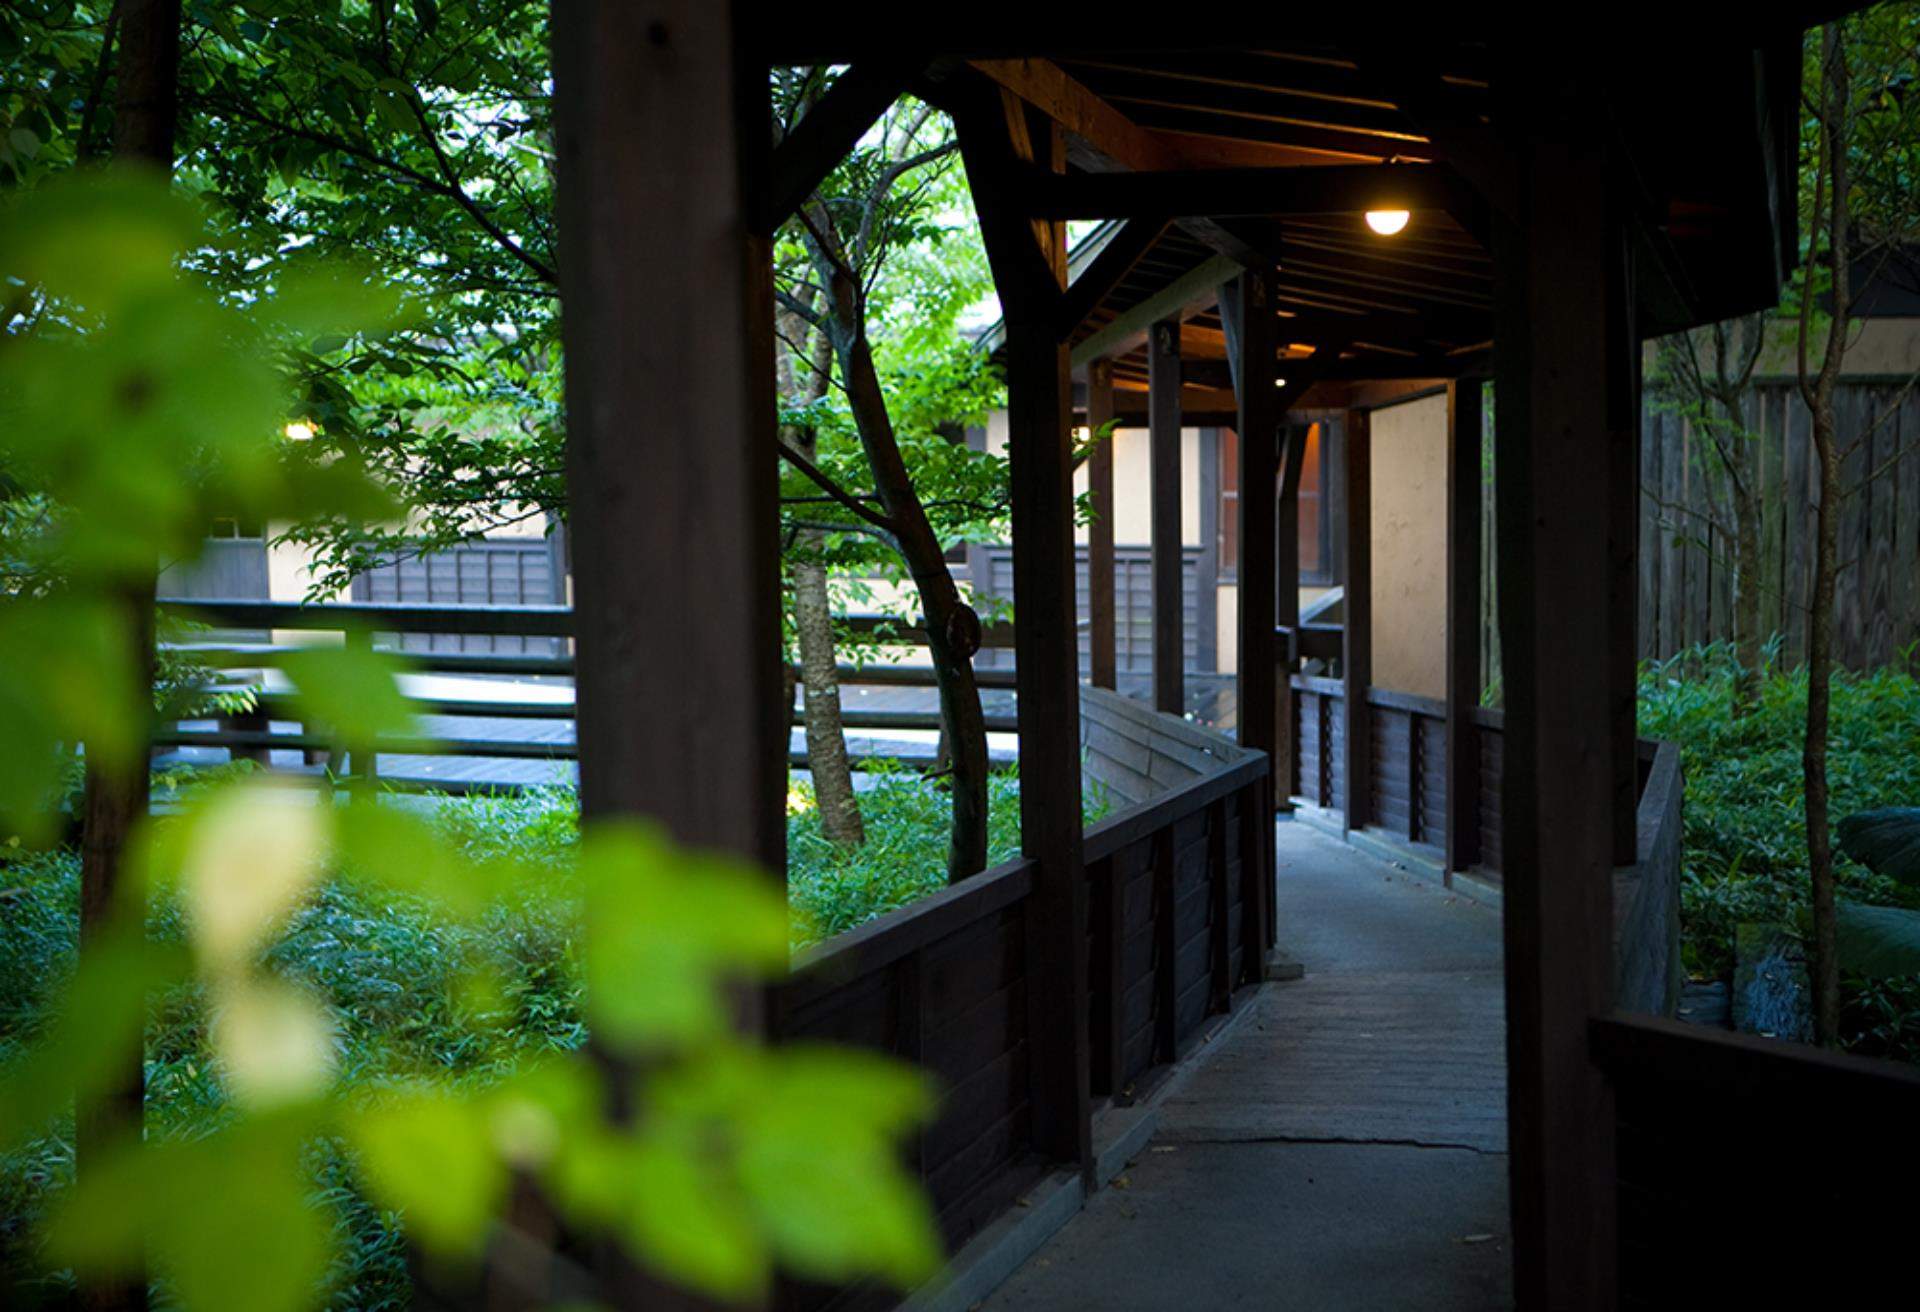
<box><xmin>1087</xmin><ymin>358</ymin><xmax>1119</xmax><ymax>690</ymax></box>
<box><xmin>554</xmin><ymin>3</ymin><xmax>784</xmax><ymax>870</ymax></box>
<box><xmin>1492</xmin><ymin>116</ymin><xmax>1629</xmax><ymax>1312</ymax></box>
<box><xmin>1609</xmin><ymin>251</ymin><xmax>1643</xmax><ymax>867</ymax></box>
<box><xmin>1149</xmin><ymin>314</ymin><xmax>1184</xmax><ymax>714</ymax></box>
<box><xmin>1446</xmin><ymin>381</ymin><xmax>1485</xmax><ymax>878</ymax></box>
<box><xmin>1340</xmin><ymin>410</ymin><xmax>1373</xmax><ymax>834</ymax></box>
<box><xmin>1231</xmin><ymin>270</ymin><xmax>1279</xmax><ymax>958</ymax></box>
<box><xmin>962</xmin><ymin>95</ymin><xmax>1092</xmax><ymax>1174</ymax></box>
<box><xmin>1275</xmin><ymin>422</ymin><xmax>1308</xmax><ymax>811</ymax></box>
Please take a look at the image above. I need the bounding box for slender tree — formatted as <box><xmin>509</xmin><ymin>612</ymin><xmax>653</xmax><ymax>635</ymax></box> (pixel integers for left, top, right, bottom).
<box><xmin>72</xmin><ymin>9</ymin><xmax>178</xmax><ymax>1309</ymax></box>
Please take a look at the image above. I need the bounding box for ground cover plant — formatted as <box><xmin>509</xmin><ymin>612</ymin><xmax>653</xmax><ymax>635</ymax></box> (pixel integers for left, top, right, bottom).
<box><xmin>1638</xmin><ymin>642</ymin><xmax>1920</xmax><ymax>1060</ymax></box>
<box><xmin>1</xmin><ymin>765</ymin><xmax>1107</xmax><ymax>1305</ymax></box>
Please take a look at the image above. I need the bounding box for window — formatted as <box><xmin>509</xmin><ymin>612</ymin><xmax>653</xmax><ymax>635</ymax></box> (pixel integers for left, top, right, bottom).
<box><xmin>1217</xmin><ymin>424</ymin><xmax>1332</xmax><ymax>585</ymax></box>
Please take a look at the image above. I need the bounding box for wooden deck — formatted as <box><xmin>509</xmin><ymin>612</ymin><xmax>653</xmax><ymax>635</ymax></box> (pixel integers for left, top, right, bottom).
<box><xmin>980</xmin><ymin>820</ymin><xmax>1511</xmax><ymax>1310</ymax></box>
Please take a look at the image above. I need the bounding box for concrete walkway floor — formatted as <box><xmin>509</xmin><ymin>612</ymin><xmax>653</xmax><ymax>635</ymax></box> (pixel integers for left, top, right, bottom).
<box><xmin>981</xmin><ymin>821</ymin><xmax>1512</xmax><ymax>1311</ymax></box>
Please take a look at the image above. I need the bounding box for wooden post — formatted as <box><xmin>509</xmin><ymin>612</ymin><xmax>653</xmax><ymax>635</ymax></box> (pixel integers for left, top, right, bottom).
<box><xmin>1609</xmin><ymin>246</ymin><xmax>1642</xmax><ymax>868</ymax></box>
<box><xmin>1150</xmin><ymin>314</ymin><xmax>1184</xmax><ymax>714</ymax></box>
<box><xmin>1088</xmin><ymin>358</ymin><xmax>1119</xmax><ymax>690</ymax></box>
<box><xmin>962</xmin><ymin>95</ymin><xmax>1093</xmax><ymax>1174</ymax></box>
<box><xmin>1446</xmin><ymin>381</ymin><xmax>1484</xmax><ymax>879</ymax></box>
<box><xmin>553</xmin><ymin>3</ymin><xmax>785</xmax><ymax>859</ymax></box>
<box><xmin>1231</xmin><ymin>269</ymin><xmax>1279</xmax><ymax>960</ymax></box>
<box><xmin>1341</xmin><ymin>409</ymin><xmax>1373</xmax><ymax>834</ymax></box>
<box><xmin>1491</xmin><ymin>119</ymin><xmax>1627</xmax><ymax>1312</ymax></box>
<box><xmin>1275</xmin><ymin>422</ymin><xmax>1308</xmax><ymax>810</ymax></box>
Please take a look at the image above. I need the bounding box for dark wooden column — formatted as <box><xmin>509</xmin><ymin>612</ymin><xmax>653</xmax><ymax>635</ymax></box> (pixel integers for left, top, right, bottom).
<box><xmin>554</xmin><ymin>4</ymin><xmax>784</xmax><ymax>873</ymax></box>
<box><xmin>1275</xmin><ymin>421</ymin><xmax>1309</xmax><ymax>810</ymax></box>
<box><xmin>1609</xmin><ymin>250</ymin><xmax>1643</xmax><ymax>867</ymax></box>
<box><xmin>1150</xmin><ymin>314</ymin><xmax>1184</xmax><ymax>714</ymax></box>
<box><xmin>960</xmin><ymin>97</ymin><xmax>1092</xmax><ymax>1175</ymax></box>
<box><xmin>1445</xmin><ymin>381</ymin><xmax>1484</xmax><ymax>878</ymax></box>
<box><xmin>1340</xmin><ymin>409</ymin><xmax>1373</xmax><ymax>834</ymax></box>
<box><xmin>1230</xmin><ymin>270</ymin><xmax>1279</xmax><ymax>959</ymax></box>
<box><xmin>1087</xmin><ymin>358</ymin><xmax>1119</xmax><ymax>690</ymax></box>
<box><xmin>1492</xmin><ymin>117</ymin><xmax>1631</xmax><ymax>1312</ymax></box>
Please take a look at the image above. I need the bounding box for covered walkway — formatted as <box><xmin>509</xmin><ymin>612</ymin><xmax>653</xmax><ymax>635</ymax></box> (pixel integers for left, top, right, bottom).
<box><xmin>982</xmin><ymin>821</ymin><xmax>1510</xmax><ymax>1310</ymax></box>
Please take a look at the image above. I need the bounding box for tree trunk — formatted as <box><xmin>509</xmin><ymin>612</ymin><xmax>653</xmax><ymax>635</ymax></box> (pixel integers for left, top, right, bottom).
<box><xmin>1731</xmin><ymin>480</ymin><xmax>1764</xmax><ymax>713</ymax></box>
<box><xmin>828</xmin><ymin>307</ymin><xmax>989</xmax><ymax>882</ymax></box>
<box><xmin>78</xmin><ymin>3</ymin><xmax>179</xmax><ymax>1309</ymax></box>
<box><xmin>792</xmin><ymin>544</ymin><xmax>865</xmax><ymax>845</ymax></box>
<box><xmin>1801</xmin><ymin>19</ymin><xmax>1850</xmax><ymax>1048</ymax></box>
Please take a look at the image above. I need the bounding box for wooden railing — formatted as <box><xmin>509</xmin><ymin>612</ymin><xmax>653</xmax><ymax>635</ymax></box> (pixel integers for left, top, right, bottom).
<box><xmin>1289</xmin><ymin>674</ymin><xmax>1684</xmax><ymax>1015</ymax></box>
<box><xmin>766</xmin><ymin>692</ymin><xmax>1272</xmax><ymax>1288</ymax></box>
<box><xmin>1591</xmin><ymin>1012</ymin><xmax>1920</xmax><ymax>1306</ymax></box>
<box><xmin>161</xmin><ymin>599</ymin><xmax>1275</xmax><ymax>1295</ymax></box>
<box><xmin>155</xmin><ymin>599</ymin><xmax>1016</xmax><ymax>783</ymax></box>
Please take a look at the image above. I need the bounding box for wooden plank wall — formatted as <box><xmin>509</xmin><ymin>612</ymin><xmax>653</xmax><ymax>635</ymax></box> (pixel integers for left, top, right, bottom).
<box><xmin>1631</xmin><ymin>381</ymin><xmax>1919</xmax><ymax>669</ymax></box>
<box><xmin>771</xmin><ymin>860</ymin><xmax>1049</xmax><ymax>1284</ymax></box>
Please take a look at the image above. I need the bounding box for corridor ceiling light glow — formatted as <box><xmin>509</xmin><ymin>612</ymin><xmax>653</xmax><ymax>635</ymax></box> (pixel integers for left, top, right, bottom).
<box><xmin>1365</xmin><ymin>209</ymin><xmax>1411</xmax><ymax>236</ymax></box>
<box><xmin>1273</xmin><ymin>377</ymin><xmax>1288</xmax><ymax>389</ymax></box>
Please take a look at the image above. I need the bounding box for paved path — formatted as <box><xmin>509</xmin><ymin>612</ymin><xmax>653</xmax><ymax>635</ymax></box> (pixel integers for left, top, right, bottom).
<box><xmin>982</xmin><ymin>820</ymin><xmax>1513</xmax><ymax>1310</ymax></box>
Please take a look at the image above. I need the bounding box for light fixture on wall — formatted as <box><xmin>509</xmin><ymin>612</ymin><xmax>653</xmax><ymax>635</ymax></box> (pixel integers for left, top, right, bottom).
<box><xmin>1364</xmin><ymin>209</ymin><xmax>1411</xmax><ymax>236</ymax></box>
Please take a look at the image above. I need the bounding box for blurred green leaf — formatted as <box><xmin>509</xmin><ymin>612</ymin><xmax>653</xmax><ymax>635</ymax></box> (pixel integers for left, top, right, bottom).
<box><xmin>348</xmin><ymin>1088</ymin><xmax>505</xmax><ymax>1255</ymax></box>
<box><xmin>48</xmin><ymin>1113</ymin><xmax>332</xmax><ymax>1312</ymax></box>
<box><xmin>281</xmin><ymin>641</ymin><xmax>418</xmax><ymax>745</ymax></box>
<box><xmin>580</xmin><ymin>822</ymin><xmax>788</xmax><ymax>1047</ymax></box>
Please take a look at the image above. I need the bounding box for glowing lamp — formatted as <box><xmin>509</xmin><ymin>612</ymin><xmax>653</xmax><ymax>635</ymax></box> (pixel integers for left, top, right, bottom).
<box><xmin>1365</xmin><ymin>209</ymin><xmax>1411</xmax><ymax>236</ymax></box>
<box><xmin>284</xmin><ymin>421</ymin><xmax>316</xmax><ymax>442</ymax></box>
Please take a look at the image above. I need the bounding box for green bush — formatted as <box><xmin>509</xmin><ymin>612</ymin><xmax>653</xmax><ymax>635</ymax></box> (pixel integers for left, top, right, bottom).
<box><xmin>2</xmin><ymin>767</ymin><xmax>1111</xmax><ymax>1301</ymax></box>
<box><xmin>1639</xmin><ymin>643</ymin><xmax>1920</xmax><ymax>1059</ymax></box>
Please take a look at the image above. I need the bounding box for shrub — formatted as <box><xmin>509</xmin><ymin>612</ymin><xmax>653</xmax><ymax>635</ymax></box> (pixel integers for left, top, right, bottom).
<box><xmin>1639</xmin><ymin>643</ymin><xmax>1920</xmax><ymax>1060</ymax></box>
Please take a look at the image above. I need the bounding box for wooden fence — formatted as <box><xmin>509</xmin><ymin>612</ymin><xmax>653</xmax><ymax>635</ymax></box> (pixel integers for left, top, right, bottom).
<box><xmin>155</xmin><ymin>599</ymin><xmax>1017</xmax><ymax>784</ymax></box>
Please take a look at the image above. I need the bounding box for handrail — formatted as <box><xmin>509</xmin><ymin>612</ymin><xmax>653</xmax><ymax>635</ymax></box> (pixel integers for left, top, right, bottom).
<box><xmin>779</xmin><ymin>855</ymin><xmax>1037</xmax><ymax>1010</ymax></box>
<box><xmin>159</xmin><ymin>598</ymin><xmax>1014</xmax><ymax>648</ymax></box>
<box><xmin>1081</xmin><ymin>752</ymin><xmax>1268</xmax><ymax>865</ymax></box>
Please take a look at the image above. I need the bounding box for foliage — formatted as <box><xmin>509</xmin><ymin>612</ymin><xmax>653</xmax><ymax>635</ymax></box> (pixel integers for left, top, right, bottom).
<box><xmin>1835</xmin><ymin>807</ymin><xmax>1920</xmax><ymax>978</ymax></box>
<box><xmin>1638</xmin><ymin>643</ymin><xmax>1920</xmax><ymax>1060</ymax></box>
<box><xmin>0</xmin><ymin>175</ymin><xmax>940</xmax><ymax>1308</ymax></box>
<box><xmin>787</xmin><ymin>766</ymin><xmax>1113</xmax><ymax>948</ymax></box>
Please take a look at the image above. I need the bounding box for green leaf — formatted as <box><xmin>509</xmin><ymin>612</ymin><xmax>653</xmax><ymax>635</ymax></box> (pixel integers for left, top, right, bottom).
<box><xmin>1836</xmin><ymin>807</ymin><xmax>1920</xmax><ymax>887</ymax></box>
<box><xmin>1837</xmin><ymin>901</ymin><xmax>1920</xmax><ymax>978</ymax></box>
<box><xmin>348</xmin><ymin>1089</ymin><xmax>505</xmax><ymax>1255</ymax></box>
<box><xmin>579</xmin><ymin>822</ymin><xmax>788</xmax><ymax>1047</ymax></box>
<box><xmin>280</xmin><ymin>640</ymin><xmax>418</xmax><ymax>744</ymax></box>
<box><xmin>619</xmin><ymin>1130</ymin><xmax>767</xmax><ymax>1302</ymax></box>
<box><xmin>48</xmin><ymin>1114</ymin><xmax>333</xmax><ymax>1312</ymax></box>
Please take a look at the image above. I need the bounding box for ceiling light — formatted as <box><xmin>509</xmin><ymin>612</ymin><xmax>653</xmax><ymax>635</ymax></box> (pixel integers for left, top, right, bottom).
<box><xmin>1365</xmin><ymin>209</ymin><xmax>1411</xmax><ymax>236</ymax></box>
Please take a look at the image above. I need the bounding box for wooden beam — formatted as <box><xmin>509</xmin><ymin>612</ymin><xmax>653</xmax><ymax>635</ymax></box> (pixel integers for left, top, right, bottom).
<box><xmin>763</xmin><ymin>61</ymin><xmax>918</xmax><ymax>234</ymax></box>
<box><xmin>975</xmin><ymin>58</ymin><xmax>1274</xmax><ymax>266</ymax></box>
<box><xmin>1491</xmin><ymin>122</ymin><xmax>1625</xmax><ymax>1312</ymax></box>
<box><xmin>1340</xmin><ymin>409</ymin><xmax>1372</xmax><ymax>834</ymax></box>
<box><xmin>1150</xmin><ymin>315</ymin><xmax>1184</xmax><ymax>714</ymax></box>
<box><xmin>1445</xmin><ymin>379</ymin><xmax>1483</xmax><ymax>877</ymax></box>
<box><xmin>1354</xmin><ymin>48</ymin><xmax>1519</xmax><ymax>223</ymax></box>
<box><xmin>1229</xmin><ymin>269</ymin><xmax>1280</xmax><ymax>961</ymax></box>
<box><xmin>971</xmin><ymin>57</ymin><xmax>1183</xmax><ymax>172</ymax></box>
<box><xmin>1087</xmin><ymin>359</ymin><xmax>1119</xmax><ymax>690</ymax></box>
<box><xmin>1058</xmin><ymin>217</ymin><xmax>1170</xmax><ymax>339</ymax></box>
<box><xmin>1024</xmin><ymin>161</ymin><xmax>1457</xmax><ymax>221</ymax></box>
<box><xmin>1071</xmin><ymin>253</ymin><xmax>1238</xmax><ymax>367</ymax></box>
